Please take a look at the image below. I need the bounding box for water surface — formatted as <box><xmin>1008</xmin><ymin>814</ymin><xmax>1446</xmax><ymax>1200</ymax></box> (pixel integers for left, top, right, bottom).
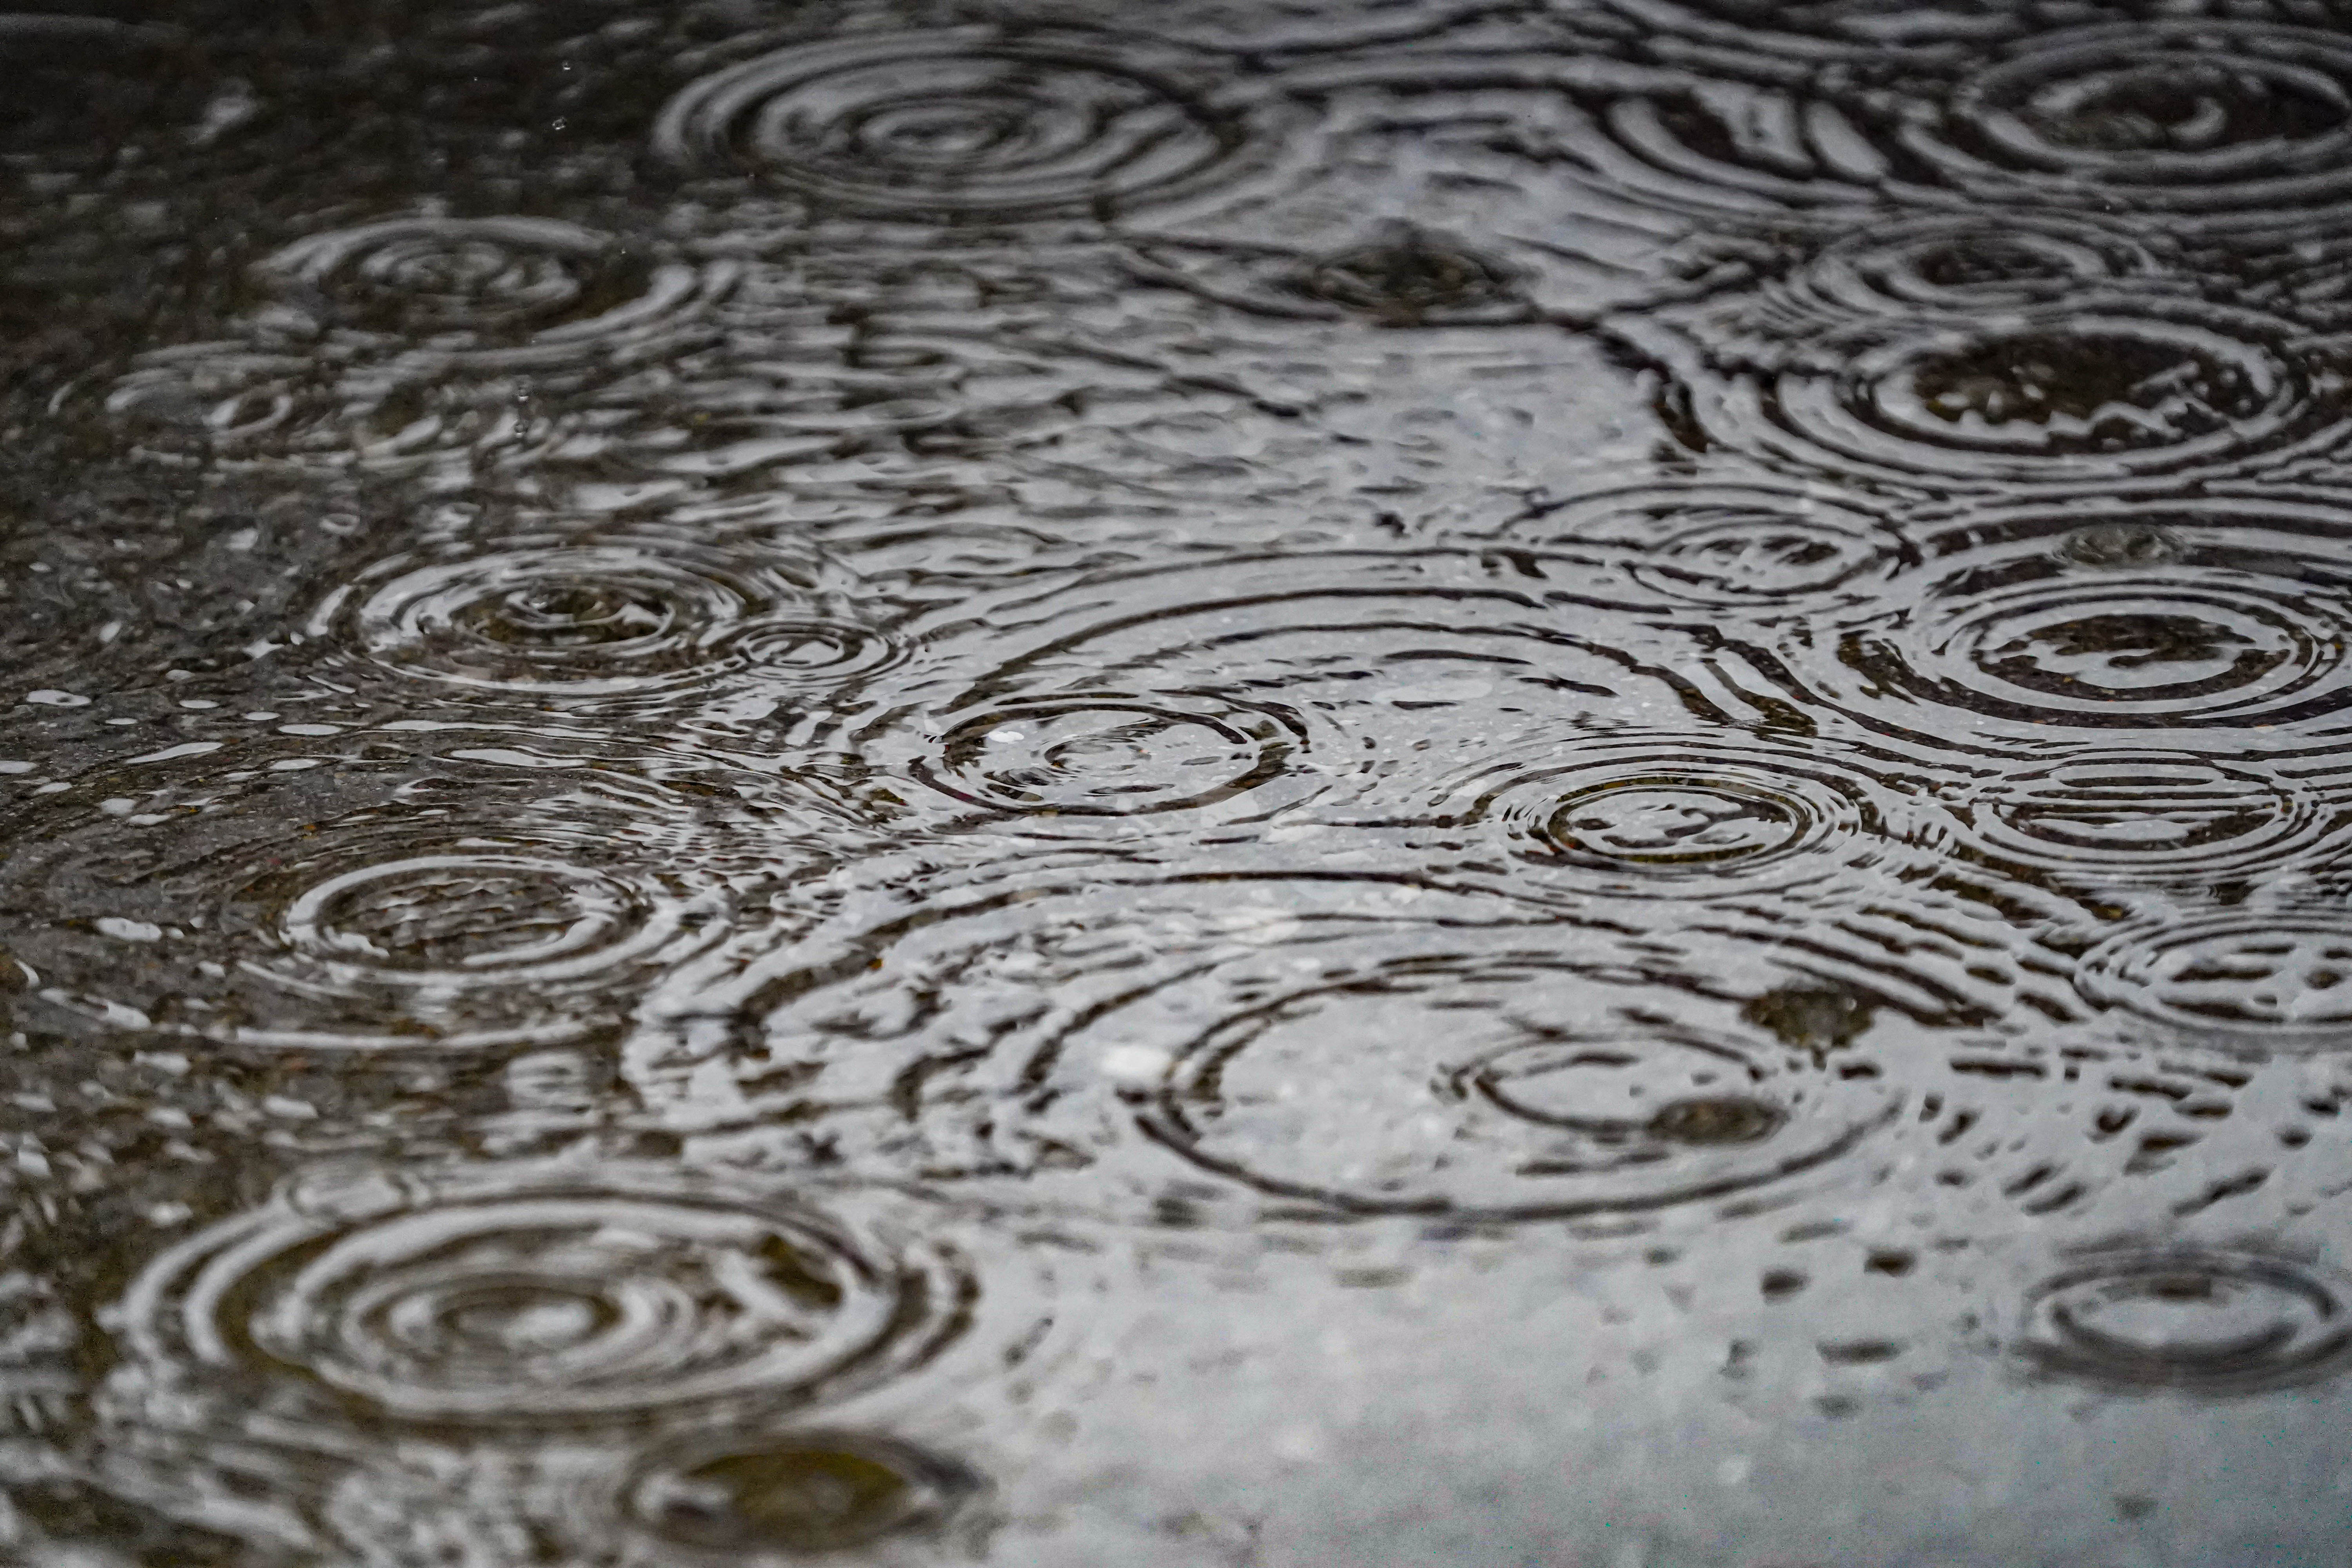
<box><xmin>6</xmin><ymin>2</ymin><xmax>2352</xmax><ymax>1563</ymax></box>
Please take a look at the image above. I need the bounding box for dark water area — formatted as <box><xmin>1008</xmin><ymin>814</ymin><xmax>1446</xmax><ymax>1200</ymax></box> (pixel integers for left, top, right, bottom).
<box><xmin>9</xmin><ymin>1</ymin><xmax>2352</xmax><ymax>1563</ymax></box>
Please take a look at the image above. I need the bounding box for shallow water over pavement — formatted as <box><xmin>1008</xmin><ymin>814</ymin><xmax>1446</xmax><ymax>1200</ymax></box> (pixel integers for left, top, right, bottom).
<box><xmin>8</xmin><ymin>2</ymin><xmax>2352</xmax><ymax>1563</ymax></box>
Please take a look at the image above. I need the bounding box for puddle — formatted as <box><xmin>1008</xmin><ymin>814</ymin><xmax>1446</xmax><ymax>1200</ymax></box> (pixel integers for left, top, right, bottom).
<box><xmin>7</xmin><ymin>2</ymin><xmax>2352</xmax><ymax>1563</ymax></box>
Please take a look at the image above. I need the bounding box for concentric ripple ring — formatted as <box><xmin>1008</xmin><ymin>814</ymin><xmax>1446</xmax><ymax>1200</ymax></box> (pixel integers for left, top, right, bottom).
<box><xmin>0</xmin><ymin>739</ymin><xmax>812</xmax><ymax>1051</ymax></box>
<box><xmin>2076</xmin><ymin>908</ymin><xmax>2352</xmax><ymax>1048</ymax></box>
<box><xmin>274</xmin><ymin>853</ymin><xmax>672</xmax><ymax>984</ymax></box>
<box><xmin>2019</xmin><ymin>1250</ymin><xmax>2352</xmax><ymax>1393</ymax></box>
<box><xmin>1121</xmin><ymin>953</ymin><xmax>1899</xmax><ymax>1219</ymax></box>
<box><xmin>653</xmin><ymin>28</ymin><xmax>1251</xmax><ymax>220</ymax></box>
<box><xmin>1754</xmin><ymin>497</ymin><xmax>2352</xmax><ymax>750</ymax></box>
<box><xmin>838</xmin><ymin>549</ymin><xmax>1727</xmax><ymax>825</ymax></box>
<box><xmin>1675</xmin><ymin>215</ymin><xmax>2164</xmax><ymax>373</ymax></box>
<box><xmin>257</xmin><ymin>217</ymin><xmax>657</xmax><ymax>339</ymax></box>
<box><xmin>1492</xmin><ymin>483</ymin><xmax>1913</xmax><ymax>614</ymax></box>
<box><xmin>1951</xmin><ymin>751</ymin><xmax>2334</xmax><ymax>887</ymax></box>
<box><xmin>114</xmin><ymin>1164</ymin><xmax>970</xmax><ymax>1431</ymax></box>
<box><xmin>913</xmin><ymin>695</ymin><xmax>1303</xmax><ymax>816</ymax></box>
<box><xmin>1905</xmin><ymin>22</ymin><xmax>2352</xmax><ymax>227</ymax></box>
<box><xmin>1799</xmin><ymin>215</ymin><xmax>2159</xmax><ymax>319</ymax></box>
<box><xmin>1759</xmin><ymin>304</ymin><xmax>2318</xmax><ymax>487</ymax></box>
<box><xmin>1432</xmin><ymin>733</ymin><xmax>1914</xmax><ymax>898</ymax></box>
<box><xmin>324</xmin><ymin>532</ymin><xmax>833</xmax><ymax>702</ymax></box>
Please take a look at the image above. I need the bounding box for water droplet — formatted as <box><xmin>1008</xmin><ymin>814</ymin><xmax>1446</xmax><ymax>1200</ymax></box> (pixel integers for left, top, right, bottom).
<box><xmin>1740</xmin><ymin>984</ymin><xmax>1875</xmax><ymax>1053</ymax></box>
<box><xmin>2056</xmin><ymin>521</ymin><xmax>2187</xmax><ymax>570</ymax></box>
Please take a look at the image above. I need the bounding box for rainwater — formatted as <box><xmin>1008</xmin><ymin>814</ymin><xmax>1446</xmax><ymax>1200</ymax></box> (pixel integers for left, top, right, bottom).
<box><xmin>3</xmin><ymin>2</ymin><xmax>2352</xmax><ymax>1563</ymax></box>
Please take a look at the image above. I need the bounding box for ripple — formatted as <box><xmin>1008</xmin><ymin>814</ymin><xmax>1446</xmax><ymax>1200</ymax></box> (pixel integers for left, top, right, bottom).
<box><xmin>719</xmin><ymin>618</ymin><xmax>910</xmax><ymax>690</ymax></box>
<box><xmin>345</xmin><ymin>545</ymin><xmax>785</xmax><ymax>695</ymax></box>
<box><xmin>317</xmin><ymin>525</ymin><xmax>887</xmax><ymax>710</ymax></box>
<box><xmin>422</xmin><ymin>268</ymin><xmax>1299</xmax><ymax>495</ymax></box>
<box><xmin>1294</xmin><ymin>227</ymin><xmax>1524</xmax><ymax>319</ymax></box>
<box><xmin>2018</xmin><ymin>1250</ymin><xmax>2352</xmax><ymax>1394</ymax></box>
<box><xmin>1950</xmin><ymin>751</ymin><xmax>2339</xmax><ymax>889</ymax></box>
<box><xmin>94</xmin><ymin>350</ymin><xmax>513</xmax><ymax>477</ymax></box>
<box><xmin>2076</xmin><ymin>906</ymin><xmax>2352</xmax><ymax>1049</ymax></box>
<box><xmin>912</xmin><ymin>695</ymin><xmax>1303</xmax><ymax>817</ymax></box>
<box><xmin>653</xmin><ymin>27</ymin><xmax>1256</xmax><ymax>221</ymax></box>
<box><xmin>841</xmin><ymin>550</ymin><xmax>1730</xmax><ymax>825</ymax></box>
<box><xmin>89</xmin><ymin>353</ymin><xmax>555</xmax><ymax>484</ymax></box>
<box><xmin>1111</xmin><ymin>946</ymin><xmax>1899</xmax><ymax>1220</ymax></box>
<box><xmin>1634</xmin><ymin>296</ymin><xmax>2340</xmax><ymax>491</ymax></box>
<box><xmin>256</xmin><ymin>217</ymin><xmax>660</xmax><ymax>342</ymax></box>
<box><xmin>626</xmin><ymin>1430</ymin><xmax>982</xmax><ymax>1557</ymax></box>
<box><xmin>1902</xmin><ymin>21</ymin><xmax>2352</xmax><ymax>230</ymax></box>
<box><xmin>1424</xmin><ymin>32</ymin><xmax>2352</xmax><ymax>234</ymax></box>
<box><xmin>0</xmin><ymin>735</ymin><xmax>841</xmax><ymax>1051</ymax></box>
<box><xmin>95</xmin><ymin>230</ymin><xmax>728</xmax><ymax>481</ymax></box>
<box><xmin>303</xmin><ymin>1439</ymin><xmax>974</xmax><ymax>1568</ymax></box>
<box><xmin>1664</xmin><ymin>215</ymin><xmax>2165</xmax><ymax>373</ymax></box>
<box><xmin>1804</xmin><ymin>214</ymin><xmax>2157</xmax><ymax>313</ymax></box>
<box><xmin>1888</xmin><ymin>580</ymin><xmax>2341</xmax><ymax>722</ymax></box>
<box><xmin>1489</xmin><ymin>481</ymin><xmax>1913</xmax><ymax>615</ymax></box>
<box><xmin>1430</xmin><ymin>731</ymin><xmax>1917</xmax><ymax>898</ymax></box>
<box><xmin>626</xmin><ymin>865</ymin><xmax>1909</xmax><ymax>1214</ymax></box>
<box><xmin>301</xmin><ymin>1424</ymin><xmax>992</xmax><ymax>1567</ymax></box>
<box><xmin>114</xmin><ymin>1163</ymin><xmax>971</xmax><ymax>1431</ymax></box>
<box><xmin>1750</xmin><ymin>497</ymin><xmax>2352</xmax><ymax>751</ymax></box>
<box><xmin>99</xmin><ymin>349</ymin><xmax>318</xmax><ymax>448</ymax></box>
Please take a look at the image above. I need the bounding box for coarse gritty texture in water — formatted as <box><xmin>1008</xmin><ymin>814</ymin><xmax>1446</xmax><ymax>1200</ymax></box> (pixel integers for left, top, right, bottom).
<box><xmin>15</xmin><ymin>0</ymin><xmax>2352</xmax><ymax>1564</ymax></box>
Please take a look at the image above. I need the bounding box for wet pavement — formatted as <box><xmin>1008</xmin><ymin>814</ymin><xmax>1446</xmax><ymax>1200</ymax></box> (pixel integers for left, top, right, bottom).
<box><xmin>4</xmin><ymin>1</ymin><xmax>2352</xmax><ymax>1563</ymax></box>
